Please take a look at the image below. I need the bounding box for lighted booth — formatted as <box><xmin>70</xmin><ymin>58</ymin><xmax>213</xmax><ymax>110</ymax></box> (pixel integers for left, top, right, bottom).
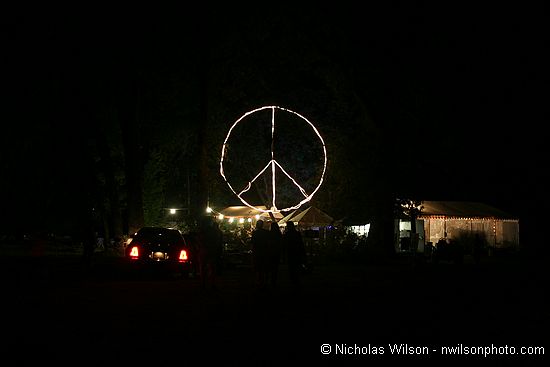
<box><xmin>398</xmin><ymin>201</ymin><xmax>520</xmax><ymax>255</ymax></box>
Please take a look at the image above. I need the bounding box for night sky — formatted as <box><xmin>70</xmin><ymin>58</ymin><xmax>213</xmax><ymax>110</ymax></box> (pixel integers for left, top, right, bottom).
<box><xmin>1</xmin><ymin>4</ymin><xmax>547</xmax><ymax>245</ymax></box>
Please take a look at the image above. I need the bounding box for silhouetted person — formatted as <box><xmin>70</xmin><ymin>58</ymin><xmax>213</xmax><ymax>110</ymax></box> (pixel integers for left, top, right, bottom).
<box><xmin>251</xmin><ymin>220</ymin><xmax>270</xmax><ymax>290</ymax></box>
<box><xmin>76</xmin><ymin>207</ymin><xmax>98</xmax><ymax>271</ymax></box>
<box><xmin>473</xmin><ymin>233</ymin><xmax>484</xmax><ymax>265</ymax></box>
<box><xmin>95</xmin><ymin>234</ymin><xmax>105</xmax><ymax>252</ymax></box>
<box><xmin>198</xmin><ymin>217</ymin><xmax>223</xmax><ymax>289</ymax></box>
<box><xmin>435</xmin><ymin>237</ymin><xmax>447</xmax><ymax>263</ymax></box>
<box><xmin>283</xmin><ymin>221</ymin><xmax>306</xmax><ymax>288</ymax></box>
<box><xmin>268</xmin><ymin>222</ymin><xmax>283</xmax><ymax>288</ymax></box>
<box><xmin>451</xmin><ymin>239</ymin><xmax>464</xmax><ymax>265</ymax></box>
<box><xmin>185</xmin><ymin>231</ymin><xmax>201</xmax><ymax>278</ymax></box>
<box><xmin>212</xmin><ymin>221</ymin><xmax>224</xmax><ymax>276</ymax></box>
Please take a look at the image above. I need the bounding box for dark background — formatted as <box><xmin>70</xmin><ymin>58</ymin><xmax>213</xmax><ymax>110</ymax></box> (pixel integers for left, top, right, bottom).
<box><xmin>1</xmin><ymin>3</ymin><xmax>547</xmax><ymax>251</ymax></box>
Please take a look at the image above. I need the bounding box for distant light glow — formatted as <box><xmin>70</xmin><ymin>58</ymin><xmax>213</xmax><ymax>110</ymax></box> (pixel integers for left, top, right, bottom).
<box><xmin>247</xmin><ymin>218</ymin><xmax>252</xmax><ymax>223</ymax></box>
<box><xmin>220</xmin><ymin>106</ymin><xmax>327</xmax><ymax>214</ymax></box>
<box><xmin>206</xmin><ymin>207</ymin><xmax>212</xmax><ymax>213</ymax></box>
<box><xmin>228</xmin><ymin>218</ymin><xmax>234</xmax><ymax>223</ymax></box>
<box><xmin>350</xmin><ymin>224</ymin><xmax>371</xmax><ymax>236</ymax></box>
<box><xmin>218</xmin><ymin>214</ymin><xmax>224</xmax><ymax>220</ymax></box>
<box><xmin>170</xmin><ymin>208</ymin><xmax>176</xmax><ymax>214</ymax></box>
<box><xmin>255</xmin><ymin>214</ymin><xmax>260</xmax><ymax>220</ymax></box>
<box><xmin>239</xmin><ymin>218</ymin><xmax>245</xmax><ymax>224</ymax></box>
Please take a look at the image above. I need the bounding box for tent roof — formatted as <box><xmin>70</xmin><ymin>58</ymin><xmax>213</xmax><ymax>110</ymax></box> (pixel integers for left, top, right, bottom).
<box><xmin>278</xmin><ymin>210</ymin><xmax>298</xmax><ymax>225</ymax></box>
<box><xmin>419</xmin><ymin>201</ymin><xmax>516</xmax><ymax>219</ymax></box>
<box><xmin>278</xmin><ymin>206</ymin><xmax>333</xmax><ymax>227</ymax></box>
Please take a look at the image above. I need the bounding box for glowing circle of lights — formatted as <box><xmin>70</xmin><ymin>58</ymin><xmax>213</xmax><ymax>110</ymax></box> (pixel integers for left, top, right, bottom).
<box><xmin>220</xmin><ymin>105</ymin><xmax>327</xmax><ymax>214</ymax></box>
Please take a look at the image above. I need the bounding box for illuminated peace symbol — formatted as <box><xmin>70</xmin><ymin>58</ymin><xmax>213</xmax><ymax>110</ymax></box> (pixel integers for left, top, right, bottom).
<box><xmin>220</xmin><ymin>105</ymin><xmax>327</xmax><ymax>214</ymax></box>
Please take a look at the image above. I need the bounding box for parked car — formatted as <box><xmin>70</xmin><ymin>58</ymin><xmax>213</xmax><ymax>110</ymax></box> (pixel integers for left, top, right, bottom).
<box><xmin>124</xmin><ymin>227</ymin><xmax>194</xmax><ymax>277</ymax></box>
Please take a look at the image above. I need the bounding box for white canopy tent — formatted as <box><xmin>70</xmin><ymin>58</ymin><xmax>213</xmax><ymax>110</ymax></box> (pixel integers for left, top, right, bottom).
<box><xmin>278</xmin><ymin>206</ymin><xmax>333</xmax><ymax>228</ymax></box>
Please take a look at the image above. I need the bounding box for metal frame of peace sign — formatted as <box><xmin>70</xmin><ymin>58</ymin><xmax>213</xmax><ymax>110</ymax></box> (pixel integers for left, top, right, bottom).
<box><xmin>219</xmin><ymin>105</ymin><xmax>327</xmax><ymax>214</ymax></box>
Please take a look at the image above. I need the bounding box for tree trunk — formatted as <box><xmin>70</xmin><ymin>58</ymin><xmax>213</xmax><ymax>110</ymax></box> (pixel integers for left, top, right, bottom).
<box><xmin>119</xmin><ymin>80</ymin><xmax>144</xmax><ymax>234</ymax></box>
<box><xmin>366</xmin><ymin>190</ymin><xmax>397</xmax><ymax>263</ymax></box>
<box><xmin>195</xmin><ymin>26</ymin><xmax>210</xmax><ymax>222</ymax></box>
<box><xmin>95</xmin><ymin>126</ymin><xmax>123</xmax><ymax>239</ymax></box>
<box><xmin>196</xmin><ymin>109</ymin><xmax>209</xmax><ymax>221</ymax></box>
<box><xmin>410</xmin><ymin>212</ymin><xmax>418</xmax><ymax>259</ymax></box>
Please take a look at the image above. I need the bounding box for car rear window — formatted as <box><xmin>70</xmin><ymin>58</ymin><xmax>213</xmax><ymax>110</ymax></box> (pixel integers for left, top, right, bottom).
<box><xmin>135</xmin><ymin>228</ymin><xmax>183</xmax><ymax>243</ymax></box>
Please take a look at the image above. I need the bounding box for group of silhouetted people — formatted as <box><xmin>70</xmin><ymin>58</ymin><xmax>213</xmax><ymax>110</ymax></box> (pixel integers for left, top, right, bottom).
<box><xmin>251</xmin><ymin>219</ymin><xmax>306</xmax><ymax>290</ymax></box>
<box><xmin>193</xmin><ymin>217</ymin><xmax>307</xmax><ymax>291</ymax></box>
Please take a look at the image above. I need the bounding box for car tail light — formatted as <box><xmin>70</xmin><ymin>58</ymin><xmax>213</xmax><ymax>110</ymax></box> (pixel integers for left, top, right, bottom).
<box><xmin>129</xmin><ymin>246</ymin><xmax>140</xmax><ymax>259</ymax></box>
<box><xmin>178</xmin><ymin>249</ymin><xmax>188</xmax><ymax>262</ymax></box>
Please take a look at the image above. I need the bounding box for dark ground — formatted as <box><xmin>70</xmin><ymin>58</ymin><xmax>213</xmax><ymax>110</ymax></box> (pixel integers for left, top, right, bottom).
<box><xmin>1</xmin><ymin>252</ymin><xmax>547</xmax><ymax>364</ymax></box>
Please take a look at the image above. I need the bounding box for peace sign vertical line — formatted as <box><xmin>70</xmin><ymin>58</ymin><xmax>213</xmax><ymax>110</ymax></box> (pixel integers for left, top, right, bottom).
<box><xmin>271</xmin><ymin>107</ymin><xmax>276</xmax><ymax>211</ymax></box>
